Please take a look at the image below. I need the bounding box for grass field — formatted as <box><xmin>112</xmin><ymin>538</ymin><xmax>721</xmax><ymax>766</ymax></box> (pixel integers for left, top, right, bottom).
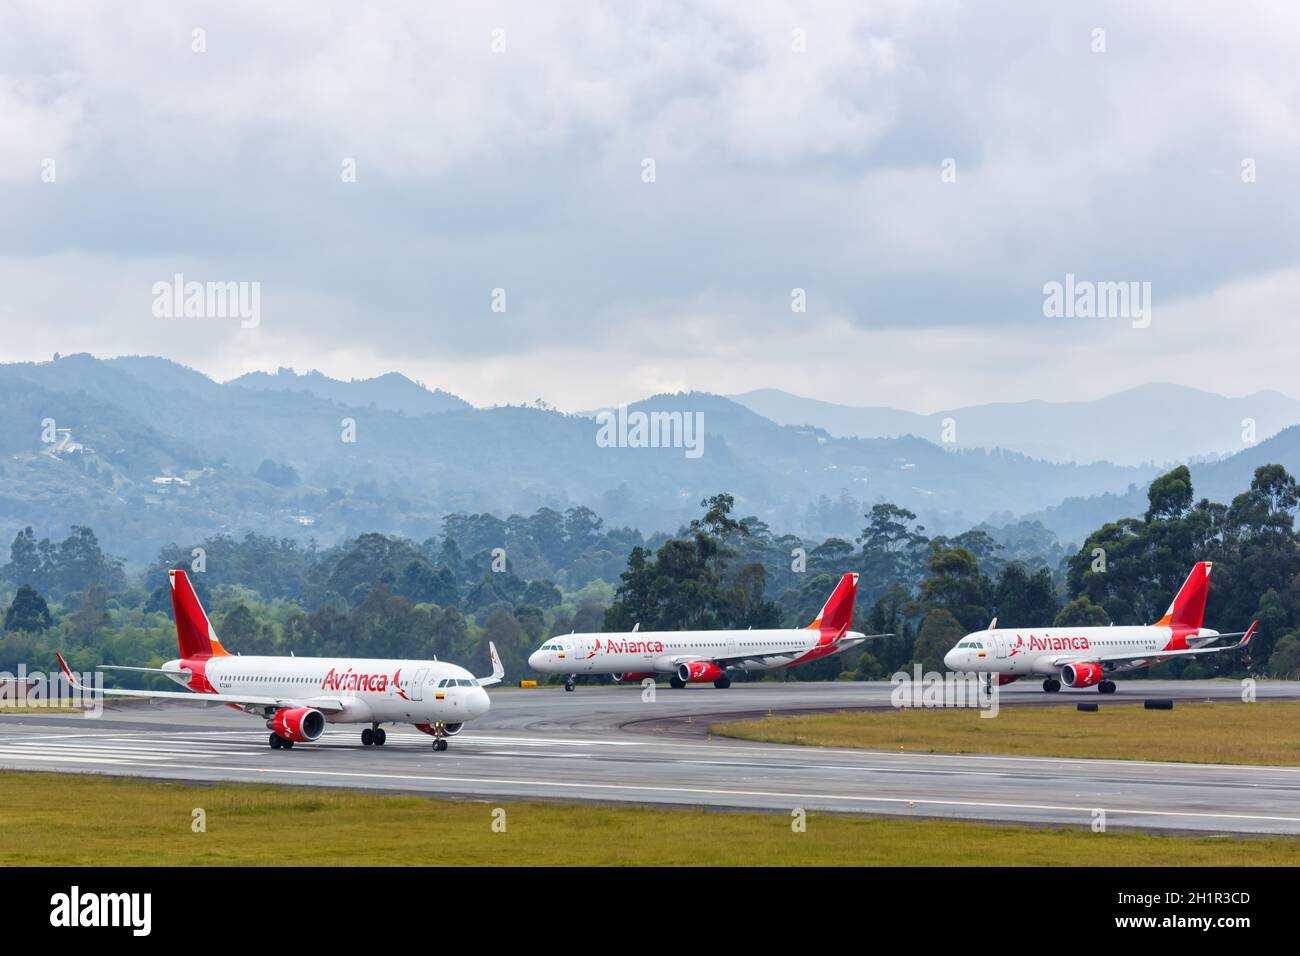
<box><xmin>714</xmin><ymin>700</ymin><xmax>1300</xmax><ymax>765</ymax></box>
<box><xmin>1</xmin><ymin>770</ymin><xmax>1299</xmax><ymax>865</ymax></box>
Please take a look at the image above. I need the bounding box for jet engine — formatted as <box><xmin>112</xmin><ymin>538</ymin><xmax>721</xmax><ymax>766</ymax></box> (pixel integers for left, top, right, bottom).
<box><xmin>1060</xmin><ymin>662</ymin><xmax>1104</xmax><ymax>688</ymax></box>
<box><xmin>678</xmin><ymin>661</ymin><xmax>723</xmax><ymax>683</ymax></box>
<box><xmin>270</xmin><ymin>707</ymin><xmax>326</xmax><ymax>742</ymax></box>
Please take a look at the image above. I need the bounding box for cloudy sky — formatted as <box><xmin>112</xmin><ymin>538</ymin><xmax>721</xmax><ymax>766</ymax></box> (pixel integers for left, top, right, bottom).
<box><xmin>3</xmin><ymin>1</ymin><xmax>1299</xmax><ymax>412</ymax></box>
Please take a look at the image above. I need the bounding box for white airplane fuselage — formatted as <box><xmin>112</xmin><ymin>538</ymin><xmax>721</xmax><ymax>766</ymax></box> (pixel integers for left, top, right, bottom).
<box><xmin>162</xmin><ymin>654</ymin><xmax>490</xmax><ymax>724</ymax></box>
<box><xmin>944</xmin><ymin>625</ymin><xmax>1222</xmax><ymax>677</ymax></box>
<box><xmin>529</xmin><ymin>627</ymin><xmax>867</xmax><ymax>676</ymax></box>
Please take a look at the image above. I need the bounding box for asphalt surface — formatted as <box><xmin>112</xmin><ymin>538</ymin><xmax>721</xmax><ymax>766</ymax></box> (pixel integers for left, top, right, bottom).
<box><xmin>2</xmin><ymin>680</ymin><xmax>1299</xmax><ymax>834</ymax></box>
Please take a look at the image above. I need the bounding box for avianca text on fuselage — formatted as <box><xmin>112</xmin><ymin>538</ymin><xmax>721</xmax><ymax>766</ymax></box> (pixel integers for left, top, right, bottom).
<box><xmin>321</xmin><ymin>668</ymin><xmax>394</xmax><ymax>693</ymax></box>
<box><xmin>943</xmin><ymin>562</ymin><xmax>1256</xmax><ymax>694</ymax></box>
<box><xmin>528</xmin><ymin>573</ymin><xmax>888</xmax><ymax>691</ymax></box>
<box><xmin>56</xmin><ymin>569</ymin><xmax>503</xmax><ymax>751</ymax></box>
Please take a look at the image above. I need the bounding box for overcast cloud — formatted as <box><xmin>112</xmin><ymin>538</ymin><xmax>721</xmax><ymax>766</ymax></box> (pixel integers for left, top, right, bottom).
<box><xmin>2</xmin><ymin>1</ymin><xmax>1299</xmax><ymax>411</ymax></box>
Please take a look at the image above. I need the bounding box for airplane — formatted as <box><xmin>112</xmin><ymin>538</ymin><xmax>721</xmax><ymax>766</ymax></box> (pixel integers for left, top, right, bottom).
<box><xmin>528</xmin><ymin>572</ymin><xmax>886</xmax><ymax>690</ymax></box>
<box><xmin>942</xmin><ymin>561</ymin><xmax>1257</xmax><ymax>694</ymax></box>
<box><xmin>56</xmin><ymin>569</ymin><xmax>502</xmax><ymax>750</ymax></box>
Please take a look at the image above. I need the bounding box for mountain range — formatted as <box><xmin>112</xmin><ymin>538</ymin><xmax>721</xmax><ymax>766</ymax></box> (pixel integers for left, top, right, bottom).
<box><xmin>730</xmin><ymin>385</ymin><xmax>1300</xmax><ymax>466</ymax></box>
<box><xmin>2</xmin><ymin>354</ymin><xmax>1298</xmax><ymax>566</ymax></box>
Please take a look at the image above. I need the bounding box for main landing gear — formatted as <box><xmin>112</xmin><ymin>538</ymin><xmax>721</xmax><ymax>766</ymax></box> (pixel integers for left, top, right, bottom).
<box><xmin>361</xmin><ymin>725</ymin><xmax>387</xmax><ymax>746</ymax></box>
<box><xmin>1098</xmin><ymin>680</ymin><xmax>1117</xmax><ymax>694</ymax></box>
<box><xmin>714</xmin><ymin>676</ymin><xmax>731</xmax><ymax>689</ymax></box>
<box><xmin>1042</xmin><ymin>678</ymin><xmax>1061</xmax><ymax>693</ymax></box>
<box><xmin>268</xmin><ymin>733</ymin><xmax>294</xmax><ymax>750</ymax></box>
<box><xmin>668</xmin><ymin>674</ymin><xmax>686</xmax><ymax>689</ymax></box>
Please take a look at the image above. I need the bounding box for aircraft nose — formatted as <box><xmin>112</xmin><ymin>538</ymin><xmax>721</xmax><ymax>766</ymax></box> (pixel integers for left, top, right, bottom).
<box><xmin>527</xmin><ymin>651</ymin><xmax>542</xmax><ymax>670</ymax></box>
<box><xmin>468</xmin><ymin>687</ymin><xmax>490</xmax><ymax>718</ymax></box>
<box><xmin>943</xmin><ymin>649</ymin><xmax>958</xmax><ymax>670</ymax></box>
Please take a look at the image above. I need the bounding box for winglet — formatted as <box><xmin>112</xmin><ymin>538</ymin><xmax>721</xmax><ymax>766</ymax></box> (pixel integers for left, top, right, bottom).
<box><xmin>55</xmin><ymin>652</ymin><xmax>91</xmax><ymax>693</ymax></box>
<box><xmin>1239</xmin><ymin>620</ymin><xmax>1258</xmax><ymax>648</ymax></box>
<box><xmin>478</xmin><ymin>641</ymin><xmax>505</xmax><ymax>687</ymax></box>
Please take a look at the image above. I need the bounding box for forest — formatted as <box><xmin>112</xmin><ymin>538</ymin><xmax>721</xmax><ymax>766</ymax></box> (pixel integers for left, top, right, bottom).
<box><xmin>4</xmin><ymin>464</ymin><xmax>1300</xmax><ymax>686</ymax></box>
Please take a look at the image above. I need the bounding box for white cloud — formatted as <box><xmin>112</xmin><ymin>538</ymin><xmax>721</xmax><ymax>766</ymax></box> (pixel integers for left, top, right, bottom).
<box><xmin>2</xmin><ymin>1</ymin><xmax>1299</xmax><ymax>411</ymax></box>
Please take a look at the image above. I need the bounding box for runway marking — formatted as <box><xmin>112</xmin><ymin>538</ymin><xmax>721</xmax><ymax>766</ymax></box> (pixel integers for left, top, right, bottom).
<box><xmin>4</xmin><ymin>732</ymin><xmax>1299</xmax><ymax>788</ymax></box>
<box><xmin>4</xmin><ymin>726</ymin><xmax>1299</xmax><ymax>780</ymax></box>
<box><xmin>1</xmin><ymin>749</ymin><xmax>1297</xmax><ymax>828</ymax></box>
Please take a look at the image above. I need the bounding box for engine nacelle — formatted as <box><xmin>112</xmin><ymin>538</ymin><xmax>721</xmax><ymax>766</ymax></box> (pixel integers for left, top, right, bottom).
<box><xmin>1060</xmin><ymin>662</ymin><xmax>1104</xmax><ymax>688</ymax></box>
<box><xmin>612</xmin><ymin>672</ymin><xmax>656</xmax><ymax>683</ymax></box>
<box><xmin>678</xmin><ymin>661</ymin><xmax>723</xmax><ymax>683</ymax></box>
<box><xmin>415</xmin><ymin>721</ymin><xmax>465</xmax><ymax>737</ymax></box>
<box><xmin>270</xmin><ymin>707</ymin><xmax>326</xmax><ymax>742</ymax></box>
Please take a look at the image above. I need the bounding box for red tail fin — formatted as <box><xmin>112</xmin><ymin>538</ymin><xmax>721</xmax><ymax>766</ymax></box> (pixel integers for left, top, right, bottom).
<box><xmin>1153</xmin><ymin>562</ymin><xmax>1212</xmax><ymax>629</ymax></box>
<box><xmin>807</xmin><ymin>572</ymin><xmax>859</xmax><ymax>637</ymax></box>
<box><xmin>169</xmin><ymin>570</ymin><xmax>231</xmax><ymax>659</ymax></box>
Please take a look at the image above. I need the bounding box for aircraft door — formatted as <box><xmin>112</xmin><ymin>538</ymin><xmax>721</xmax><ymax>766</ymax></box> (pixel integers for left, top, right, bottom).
<box><xmin>409</xmin><ymin>667</ymin><xmax>428</xmax><ymax>700</ymax></box>
<box><xmin>994</xmin><ymin>636</ymin><xmax>1008</xmax><ymax>659</ymax></box>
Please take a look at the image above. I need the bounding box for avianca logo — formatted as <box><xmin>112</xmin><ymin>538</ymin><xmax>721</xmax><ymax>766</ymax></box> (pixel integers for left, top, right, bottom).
<box><xmin>602</xmin><ymin>638</ymin><xmax>666</xmax><ymax>655</ymax></box>
<box><xmin>321</xmin><ymin>667</ymin><xmax>391</xmax><ymax>693</ymax></box>
<box><xmin>1024</xmin><ymin>634</ymin><xmax>1091</xmax><ymax>651</ymax></box>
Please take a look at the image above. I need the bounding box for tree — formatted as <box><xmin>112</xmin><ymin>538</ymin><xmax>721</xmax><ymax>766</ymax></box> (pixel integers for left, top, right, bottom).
<box><xmin>918</xmin><ymin>542</ymin><xmax>992</xmax><ymax>632</ymax></box>
<box><xmin>1267</xmin><ymin>634</ymin><xmax>1300</xmax><ymax>679</ymax></box>
<box><xmin>993</xmin><ymin>563</ymin><xmax>1060</xmax><ymax>627</ymax></box>
<box><xmin>1145</xmin><ymin>465</ymin><xmax>1193</xmax><ymax>522</ymax></box>
<box><xmin>689</xmin><ymin>493</ymin><xmax>745</xmax><ymax>539</ymax></box>
<box><xmin>220</xmin><ymin>604</ymin><xmax>261</xmax><ymax>652</ymax></box>
<box><xmin>913</xmin><ymin>609</ymin><xmax>964</xmax><ymax>673</ymax></box>
<box><xmin>481</xmin><ymin>607</ymin><xmax>530</xmax><ymax>680</ymax></box>
<box><xmin>1053</xmin><ymin>596</ymin><xmax>1110</xmax><ymax>628</ymax></box>
<box><xmin>4</xmin><ymin>585</ymin><xmax>53</xmax><ymax>633</ymax></box>
<box><xmin>68</xmin><ymin>585</ymin><xmax>110</xmax><ymax>644</ymax></box>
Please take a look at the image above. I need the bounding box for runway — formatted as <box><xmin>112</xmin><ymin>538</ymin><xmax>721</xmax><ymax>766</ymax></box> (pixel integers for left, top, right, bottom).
<box><xmin>2</xmin><ymin>680</ymin><xmax>1299</xmax><ymax>835</ymax></box>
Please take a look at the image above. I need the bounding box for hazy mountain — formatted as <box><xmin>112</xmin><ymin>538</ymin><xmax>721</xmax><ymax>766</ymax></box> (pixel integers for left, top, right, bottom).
<box><xmin>1027</xmin><ymin>421</ymin><xmax>1300</xmax><ymax>543</ymax></box>
<box><xmin>228</xmin><ymin>367</ymin><xmax>471</xmax><ymax>416</ymax></box>
<box><xmin>731</xmin><ymin>384</ymin><xmax>1300</xmax><ymax>466</ymax></box>
<box><xmin>0</xmin><ymin>355</ymin><xmax>1172</xmax><ymax>565</ymax></box>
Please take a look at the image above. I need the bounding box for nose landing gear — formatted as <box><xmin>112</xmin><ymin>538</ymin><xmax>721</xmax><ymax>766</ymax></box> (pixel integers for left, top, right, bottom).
<box><xmin>416</xmin><ymin>721</ymin><xmax>455</xmax><ymax>751</ymax></box>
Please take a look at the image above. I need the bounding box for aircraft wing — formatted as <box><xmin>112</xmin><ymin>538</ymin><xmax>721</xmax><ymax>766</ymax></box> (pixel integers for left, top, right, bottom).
<box><xmin>1050</xmin><ymin>621</ymin><xmax>1257</xmax><ymax>667</ymax></box>
<box><xmin>57</xmin><ymin>653</ymin><xmax>346</xmax><ymax>713</ymax></box>
<box><xmin>98</xmin><ymin>664</ymin><xmax>192</xmax><ymax>678</ymax></box>
<box><xmin>708</xmin><ymin>632</ymin><xmax>894</xmax><ymax>666</ymax></box>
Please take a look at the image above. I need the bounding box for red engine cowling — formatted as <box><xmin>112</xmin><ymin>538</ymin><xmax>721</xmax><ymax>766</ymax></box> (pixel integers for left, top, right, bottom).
<box><xmin>271</xmin><ymin>707</ymin><xmax>326</xmax><ymax>742</ymax></box>
<box><xmin>612</xmin><ymin>672</ymin><xmax>656</xmax><ymax>683</ymax></box>
<box><xmin>678</xmin><ymin>661</ymin><xmax>723</xmax><ymax>683</ymax></box>
<box><xmin>1060</xmin><ymin>662</ymin><xmax>1104</xmax><ymax>688</ymax></box>
<box><xmin>415</xmin><ymin>721</ymin><xmax>464</xmax><ymax>737</ymax></box>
